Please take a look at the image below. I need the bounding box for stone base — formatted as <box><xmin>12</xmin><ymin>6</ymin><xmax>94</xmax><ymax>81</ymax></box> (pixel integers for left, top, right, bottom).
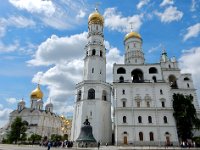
<box><xmin>75</xmin><ymin>141</ymin><xmax>97</xmax><ymax>148</ymax></box>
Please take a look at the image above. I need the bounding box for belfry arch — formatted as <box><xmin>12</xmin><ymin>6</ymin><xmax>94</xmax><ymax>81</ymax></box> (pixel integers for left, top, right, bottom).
<box><xmin>168</xmin><ymin>75</ymin><xmax>178</xmax><ymax>89</ymax></box>
<box><xmin>131</xmin><ymin>69</ymin><xmax>144</xmax><ymax>83</ymax></box>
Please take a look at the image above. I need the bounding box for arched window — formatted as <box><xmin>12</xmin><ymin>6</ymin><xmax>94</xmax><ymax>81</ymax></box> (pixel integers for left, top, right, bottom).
<box><xmin>92</xmin><ymin>68</ymin><xmax>94</xmax><ymax>73</ymax></box>
<box><xmin>164</xmin><ymin>116</ymin><xmax>168</xmax><ymax>123</ymax></box>
<box><xmin>184</xmin><ymin>77</ymin><xmax>190</xmax><ymax>81</ymax></box>
<box><xmin>169</xmin><ymin>64</ymin><xmax>171</xmax><ymax>68</ymax></box>
<box><xmin>123</xmin><ymin>116</ymin><xmax>127</xmax><ymax>123</ymax></box>
<box><xmin>119</xmin><ymin>76</ymin><xmax>124</xmax><ymax>83</ymax></box>
<box><xmin>160</xmin><ymin>89</ymin><xmax>163</xmax><ymax>95</ymax></box>
<box><xmin>149</xmin><ymin>132</ymin><xmax>154</xmax><ymax>141</ymax></box>
<box><xmin>131</xmin><ymin>69</ymin><xmax>144</xmax><ymax>83</ymax></box>
<box><xmin>77</xmin><ymin>90</ymin><xmax>81</xmax><ymax>101</ymax></box>
<box><xmin>122</xmin><ymin>89</ymin><xmax>125</xmax><ymax>95</ymax></box>
<box><xmin>148</xmin><ymin>116</ymin><xmax>152</xmax><ymax>123</ymax></box>
<box><xmin>169</xmin><ymin>75</ymin><xmax>178</xmax><ymax>89</ymax></box>
<box><xmin>122</xmin><ymin>101</ymin><xmax>126</xmax><ymax>107</ymax></box>
<box><xmin>138</xmin><ymin>116</ymin><xmax>142</xmax><ymax>123</ymax></box>
<box><xmin>117</xmin><ymin>67</ymin><xmax>126</xmax><ymax>74</ymax></box>
<box><xmin>102</xmin><ymin>90</ymin><xmax>107</xmax><ymax>101</ymax></box>
<box><xmin>149</xmin><ymin>67</ymin><xmax>158</xmax><ymax>74</ymax></box>
<box><xmin>100</xmin><ymin>51</ymin><xmax>103</xmax><ymax>57</ymax></box>
<box><xmin>92</xmin><ymin>49</ymin><xmax>96</xmax><ymax>56</ymax></box>
<box><xmin>152</xmin><ymin>76</ymin><xmax>157</xmax><ymax>82</ymax></box>
<box><xmin>139</xmin><ymin>132</ymin><xmax>143</xmax><ymax>141</ymax></box>
<box><xmin>88</xmin><ymin>88</ymin><xmax>95</xmax><ymax>99</ymax></box>
<box><xmin>162</xmin><ymin>101</ymin><xmax>165</xmax><ymax>107</ymax></box>
<box><xmin>187</xmin><ymin>83</ymin><xmax>190</xmax><ymax>88</ymax></box>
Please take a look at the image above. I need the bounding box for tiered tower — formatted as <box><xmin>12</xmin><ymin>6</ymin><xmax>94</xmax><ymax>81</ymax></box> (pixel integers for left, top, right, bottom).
<box><xmin>71</xmin><ymin>8</ymin><xmax>112</xmax><ymax>144</ymax></box>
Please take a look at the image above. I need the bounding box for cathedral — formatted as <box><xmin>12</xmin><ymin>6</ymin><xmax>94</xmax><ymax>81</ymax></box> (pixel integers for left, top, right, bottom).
<box><xmin>2</xmin><ymin>84</ymin><xmax>63</xmax><ymax>140</ymax></box>
<box><xmin>71</xmin><ymin>8</ymin><xmax>200</xmax><ymax>146</ymax></box>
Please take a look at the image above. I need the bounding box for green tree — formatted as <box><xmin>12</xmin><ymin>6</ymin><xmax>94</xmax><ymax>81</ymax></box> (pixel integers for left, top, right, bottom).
<box><xmin>51</xmin><ymin>134</ymin><xmax>62</xmax><ymax>142</ymax></box>
<box><xmin>7</xmin><ymin>117</ymin><xmax>28</xmax><ymax>144</ymax></box>
<box><xmin>173</xmin><ymin>93</ymin><xmax>200</xmax><ymax>141</ymax></box>
<box><xmin>28</xmin><ymin>134</ymin><xmax>42</xmax><ymax>144</ymax></box>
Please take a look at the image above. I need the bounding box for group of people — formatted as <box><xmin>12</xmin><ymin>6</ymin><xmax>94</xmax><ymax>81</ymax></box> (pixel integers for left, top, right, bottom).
<box><xmin>41</xmin><ymin>140</ymin><xmax>73</xmax><ymax>150</ymax></box>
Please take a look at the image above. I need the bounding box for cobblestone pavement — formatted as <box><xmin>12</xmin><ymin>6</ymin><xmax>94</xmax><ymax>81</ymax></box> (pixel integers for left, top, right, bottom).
<box><xmin>0</xmin><ymin>144</ymin><xmax>200</xmax><ymax>150</ymax></box>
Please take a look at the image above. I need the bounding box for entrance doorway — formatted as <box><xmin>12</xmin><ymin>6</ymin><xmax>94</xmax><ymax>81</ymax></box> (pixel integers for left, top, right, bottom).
<box><xmin>123</xmin><ymin>136</ymin><xmax>128</xmax><ymax>144</ymax></box>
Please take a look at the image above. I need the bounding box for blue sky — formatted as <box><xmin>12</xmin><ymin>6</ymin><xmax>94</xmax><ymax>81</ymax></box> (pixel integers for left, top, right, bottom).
<box><xmin>0</xmin><ymin>0</ymin><xmax>200</xmax><ymax>127</ymax></box>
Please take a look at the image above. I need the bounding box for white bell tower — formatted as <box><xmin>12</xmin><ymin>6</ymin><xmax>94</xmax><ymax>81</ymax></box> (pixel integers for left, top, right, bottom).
<box><xmin>71</xmin><ymin>8</ymin><xmax>112</xmax><ymax>144</ymax></box>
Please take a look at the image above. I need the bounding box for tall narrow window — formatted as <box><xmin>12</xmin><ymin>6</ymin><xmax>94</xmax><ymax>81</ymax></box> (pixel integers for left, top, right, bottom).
<box><xmin>149</xmin><ymin>132</ymin><xmax>154</xmax><ymax>141</ymax></box>
<box><xmin>162</xmin><ymin>101</ymin><xmax>165</xmax><ymax>108</ymax></box>
<box><xmin>164</xmin><ymin>116</ymin><xmax>168</xmax><ymax>123</ymax></box>
<box><xmin>122</xmin><ymin>89</ymin><xmax>125</xmax><ymax>95</ymax></box>
<box><xmin>92</xmin><ymin>49</ymin><xmax>96</xmax><ymax>56</ymax></box>
<box><xmin>88</xmin><ymin>88</ymin><xmax>95</xmax><ymax>99</ymax></box>
<box><xmin>92</xmin><ymin>68</ymin><xmax>94</xmax><ymax>73</ymax></box>
<box><xmin>138</xmin><ymin>116</ymin><xmax>142</xmax><ymax>123</ymax></box>
<box><xmin>152</xmin><ymin>76</ymin><xmax>157</xmax><ymax>82</ymax></box>
<box><xmin>123</xmin><ymin>101</ymin><xmax>126</xmax><ymax>107</ymax></box>
<box><xmin>77</xmin><ymin>90</ymin><xmax>81</xmax><ymax>101</ymax></box>
<box><xmin>148</xmin><ymin>116</ymin><xmax>152</xmax><ymax>123</ymax></box>
<box><xmin>137</xmin><ymin>101</ymin><xmax>140</xmax><ymax>108</ymax></box>
<box><xmin>160</xmin><ymin>89</ymin><xmax>163</xmax><ymax>95</ymax></box>
<box><xmin>119</xmin><ymin>76</ymin><xmax>124</xmax><ymax>83</ymax></box>
<box><xmin>100</xmin><ymin>51</ymin><xmax>102</xmax><ymax>57</ymax></box>
<box><xmin>187</xmin><ymin>83</ymin><xmax>190</xmax><ymax>88</ymax></box>
<box><xmin>102</xmin><ymin>90</ymin><xmax>107</xmax><ymax>101</ymax></box>
<box><xmin>123</xmin><ymin>116</ymin><xmax>127</xmax><ymax>123</ymax></box>
<box><xmin>147</xmin><ymin>101</ymin><xmax>150</xmax><ymax>107</ymax></box>
<box><xmin>139</xmin><ymin>132</ymin><xmax>143</xmax><ymax>141</ymax></box>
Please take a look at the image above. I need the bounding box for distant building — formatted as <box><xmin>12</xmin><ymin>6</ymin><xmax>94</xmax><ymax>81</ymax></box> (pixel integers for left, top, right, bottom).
<box><xmin>71</xmin><ymin>8</ymin><xmax>200</xmax><ymax>146</ymax></box>
<box><xmin>0</xmin><ymin>84</ymin><xmax>63</xmax><ymax>142</ymax></box>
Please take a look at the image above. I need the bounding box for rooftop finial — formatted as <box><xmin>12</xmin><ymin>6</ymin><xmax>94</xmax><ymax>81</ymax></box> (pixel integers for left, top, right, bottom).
<box><xmin>129</xmin><ymin>22</ymin><xmax>134</xmax><ymax>32</ymax></box>
<box><xmin>95</xmin><ymin>2</ymin><xmax>100</xmax><ymax>11</ymax></box>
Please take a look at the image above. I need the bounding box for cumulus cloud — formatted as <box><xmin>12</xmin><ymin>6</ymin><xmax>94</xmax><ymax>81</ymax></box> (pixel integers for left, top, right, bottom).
<box><xmin>137</xmin><ymin>0</ymin><xmax>150</xmax><ymax>10</ymax></box>
<box><xmin>160</xmin><ymin>0</ymin><xmax>174</xmax><ymax>7</ymax></box>
<box><xmin>9</xmin><ymin>0</ymin><xmax>87</xmax><ymax>30</ymax></box>
<box><xmin>6</xmin><ymin>98</ymin><xmax>17</xmax><ymax>104</ymax></box>
<box><xmin>179</xmin><ymin>47</ymin><xmax>200</xmax><ymax>100</ymax></box>
<box><xmin>9</xmin><ymin>0</ymin><xmax>56</xmax><ymax>16</ymax></box>
<box><xmin>0</xmin><ymin>104</ymin><xmax>12</xmax><ymax>127</ymax></box>
<box><xmin>183</xmin><ymin>23</ymin><xmax>200</xmax><ymax>41</ymax></box>
<box><xmin>29</xmin><ymin>32</ymin><xmax>123</xmax><ymax>116</ymax></box>
<box><xmin>28</xmin><ymin>32</ymin><xmax>88</xmax><ymax>66</ymax></box>
<box><xmin>155</xmin><ymin>6</ymin><xmax>183</xmax><ymax>23</ymax></box>
<box><xmin>104</xmin><ymin>7</ymin><xmax>143</xmax><ymax>33</ymax></box>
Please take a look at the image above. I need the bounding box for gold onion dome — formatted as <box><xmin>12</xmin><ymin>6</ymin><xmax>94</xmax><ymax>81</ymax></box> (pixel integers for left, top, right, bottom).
<box><xmin>88</xmin><ymin>9</ymin><xmax>104</xmax><ymax>25</ymax></box>
<box><xmin>30</xmin><ymin>84</ymin><xmax>43</xmax><ymax>100</ymax></box>
<box><xmin>124</xmin><ymin>31</ymin><xmax>142</xmax><ymax>41</ymax></box>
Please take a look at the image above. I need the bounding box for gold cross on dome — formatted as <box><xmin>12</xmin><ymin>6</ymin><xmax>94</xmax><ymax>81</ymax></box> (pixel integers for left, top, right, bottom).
<box><xmin>95</xmin><ymin>2</ymin><xmax>101</xmax><ymax>11</ymax></box>
<box><xmin>129</xmin><ymin>22</ymin><xmax>134</xmax><ymax>32</ymax></box>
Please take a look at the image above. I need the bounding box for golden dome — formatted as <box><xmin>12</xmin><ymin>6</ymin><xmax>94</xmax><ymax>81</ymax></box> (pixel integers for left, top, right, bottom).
<box><xmin>30</xmin><ymin>84</ymin><xmax>43</xmax><ymax>100</ymax></box>
<box><xmin>124</xmin><ymin>31</ymin><xmax>142</xmax><ymax>41</ymax></box>
<box><xmin>88</xmin><ymin>9</ymin><xmax>104</xmax><ymax>25</ymax></box>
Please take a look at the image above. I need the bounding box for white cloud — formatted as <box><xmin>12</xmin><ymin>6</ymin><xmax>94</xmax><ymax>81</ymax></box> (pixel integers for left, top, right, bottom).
<box><xmin>0</xmin><ymin>105</ymin><xmax>12</xmax><ymax>128</ymax></box>
<box><xmin>6</xmin><ymin>98</ymin><xmax>17</xmax><ymax>104</ymax></box>
<box><xmin>183</xmin><ymin>23</ymin><xmax>200</xmax><ymax>41</ymax></box>
<box><xmin>9</xmin><ymin>0</ymin><xmax>56</xmax><ymax>16</ymax></box>
<box><xmin>9</xmin><ymin>0</ymin><xmax>87</xmax><ymax>30</ymax></box>
<box><xmin>148</xmin><ymin>43</ymin><xmax>162</xmax><ymax>53</ymax></box>
<box><xmin>179</xmin><ymin>47</ymin><xmax>200</xmax><ymax>100</ymax></box>
<box><xmin>0</xmin><ymin>41</ymin><xmax>19</xmax><ymax>53</ymax></box>
<box><xmin>29</xmin><ymin>32</ymin><xmax>124</xmax><ymax>116</ymax></box>
<box><xmin>28</xmin><ymin>32</ymin><xmax>88</xmax><ymax>66</ymax></box>
<box><xmin>0</xmin><ymin>16</ymin><xmax>35</xmax><ymax>38</ymax></box>
<box><xmin>137</xmin><ymin>0</ymin><xmax>150</xmax><ymax>9</ymax></box>
<box><xmin>160</xmin><ymin>0</ymin><xmax>174</xmax><ymax>7</ymax></box>
<box><xmin>155</xmin><ymin>6</ymin><xmax>183</xmax><ymax>23</ymax></box>
<box><xmin>104</xmin><ymin>7</ymin><xmax>143</xmax><ymax>33</ymax></box>
<box><xmin>76</xmin><ymin>10</ymin><xmax>86</xmax><ymax>19</ymax></box>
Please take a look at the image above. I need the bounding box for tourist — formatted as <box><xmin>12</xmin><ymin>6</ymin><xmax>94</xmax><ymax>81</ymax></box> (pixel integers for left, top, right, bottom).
<box><xmin>47</xmin><ymin>141</ymin><xmax>51</xmax><ymax>150</ymax></box>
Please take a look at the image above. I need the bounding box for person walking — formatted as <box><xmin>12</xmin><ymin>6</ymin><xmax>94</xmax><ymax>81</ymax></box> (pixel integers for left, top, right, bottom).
<box><xmin>47</xmin><ymin>141</ymin><xmax>51</xmax><ymax>150</ymax></box>
<box><xmin>98</xmin><ymin>141</ymin><xmax>100</xmax><ymax>150</ymax></box>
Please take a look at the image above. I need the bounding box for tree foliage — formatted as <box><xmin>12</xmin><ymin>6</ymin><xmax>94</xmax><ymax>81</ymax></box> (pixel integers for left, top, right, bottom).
<box><xmin>172</xmin><ymin>93</ymin><xmax>200</xmax><ymax>141</ymax></box>
<box><xmin>51</xmin><ymin>134</ymin><xmax>62</xmax><ymax>142</ymax></box>
<box><xmin>7</xmin><ymin>117</ymin><xmax>28</xmax><ymax>144</ymax></box>
<box><xmin>28</xmin><ymin>134</ymin><xmax>42</xmax><ymax>144</ymax></box>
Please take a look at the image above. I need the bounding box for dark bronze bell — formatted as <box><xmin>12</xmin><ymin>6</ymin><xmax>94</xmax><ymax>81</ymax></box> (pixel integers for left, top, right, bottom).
<box><xmin>76</xmin><ymin>118</ymin><xmax>96</xmax><ymax>146</ymax></box>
